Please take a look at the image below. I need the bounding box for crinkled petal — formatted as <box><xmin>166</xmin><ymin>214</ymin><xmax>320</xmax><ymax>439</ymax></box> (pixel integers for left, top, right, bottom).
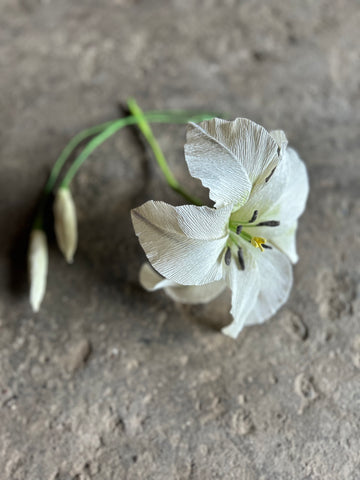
<box><xmin>235</xmin><ymin>146</ymin><xmax>309</xmax><ymax>228</ymax></box>
<box><xmin>243</xmin><ymin>247</ymin><xmax>293</xmax><ymax>326</ymax></box>
<box><xmin>232</xmin><ymin>146</ymin><xmax>308</xmax><ymax>264</ymax></box>
<box><xmin>131</xmin><ymin>201</ymin><xmax>231</xmax><ymax>285</ymax></box>
<box><xmin>139</xmin><ymin>263</ymin><xmax>226</xmax><ymax>304</ymax></box>
<box><xmin>185</xmin><ymin>118</ymin><xmax>278</xmax><ymax>208</ymax></box>
<box><xmin>221</xmin><ymin>246</ymin><xmax>260</xmax><ymax>338</ymax></box>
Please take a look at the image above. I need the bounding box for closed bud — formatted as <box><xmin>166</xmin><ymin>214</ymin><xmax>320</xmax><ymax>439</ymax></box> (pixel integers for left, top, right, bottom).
<box><xmin>54</xmin><ymin>188</ymin><xmax>78</xmax><ymax>263</ymax></box>
<box><xmin>28</xmin><ymin>229</ymin><xmax>48</xmax><ymax>312</ymax></box>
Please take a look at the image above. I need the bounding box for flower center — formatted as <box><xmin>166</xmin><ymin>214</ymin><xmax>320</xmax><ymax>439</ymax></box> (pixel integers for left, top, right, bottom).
<box><xmin>224</xmin><ymin>210</ymin><xmax>280</xmax><ymax>269</ymax></box>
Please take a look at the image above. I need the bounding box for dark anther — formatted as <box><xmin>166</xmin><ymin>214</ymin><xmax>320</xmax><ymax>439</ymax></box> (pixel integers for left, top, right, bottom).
<box><xmin>265</xmin><ymin>167</ymin><xmax>276</xmax><ymax>183</ymax></box>
<box><xmin>256</xmin><ymin>220</ymin><xmax>280</xmax><ymax>227</ymax></box>
<box><xmin>237</xmin><ymin>248</ymin><xmax>245</xmax><ymax>270</ymax></box>
<box><xmin>277</xmin><ymin>146</ymin><xmax>281</xmax><ymax>156</ymax></box>
<box><xmin>236</xmin><ymin>225</ymin><xmax>243</xmax><ymax>235</ymax></box>
<box><xmin>262</xmin><ymin>244</ymin><xmax>272</xmax><ymax>249</ymax></box>
<box><xmin>224</xmin><ymin>247</ymin><xmax>231</xmax><ymax>266</ymax></box>
<box><xmin>249</xmin><ymin>210</ymin><xmax>258</xmax><ymax>223</ymax></box>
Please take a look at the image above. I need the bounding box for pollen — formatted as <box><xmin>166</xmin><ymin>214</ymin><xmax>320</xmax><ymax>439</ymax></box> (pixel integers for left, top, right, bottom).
<box><xmin>251</xmin><ymin>236</ymin><xmax>267</xmax><ymax>252</ymax></box>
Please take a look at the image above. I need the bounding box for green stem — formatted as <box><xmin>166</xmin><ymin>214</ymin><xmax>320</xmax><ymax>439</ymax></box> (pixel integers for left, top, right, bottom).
<box><xmin>32</xmin><ymin>108</ymin><xmax>219</xmax><ymax>229</ymax></box>
<box><xmin>44</xmin><ymin>122</ymin><xmax>114</xmax><ymax>195</ymax></box>
<box><xmin>60</xmin><ymin>111</ymin><xmax>208</xmax><ymax>204</ymax></box>
<box><xmin>33</xmin><ymin>121</ymin><xmax>114</xmax><ymax>229</ymax></box>
<box><xmin>48</xmin><ymin>110</ymin><xmax>220</xmax><ymax>193</ymax></box>
<box><xmin>127</xmin><ymin>99</ymin><xmax>202</xmax><ymax>206</ymax></box>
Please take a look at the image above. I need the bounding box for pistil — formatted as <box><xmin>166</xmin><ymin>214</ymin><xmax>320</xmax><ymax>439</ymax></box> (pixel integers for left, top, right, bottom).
<box><xmin>251</xmin><ymin>237</ymin><xmax>267</xmax><ymax>252</ymax></box>
<box><xmin>229</xmin><ymin>226</ymin><xmax>268</xmax><ymax>254</ymax></box>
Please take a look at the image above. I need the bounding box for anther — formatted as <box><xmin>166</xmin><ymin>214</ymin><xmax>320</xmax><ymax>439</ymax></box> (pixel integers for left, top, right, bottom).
<box><xmin>256</xmin><ymin>220</ymin><xmax>280</xmax><ymax>227</ymax></box>
<box><xmin>237</xmin><ymin>248</ymin><xmax>245</xmax><ymax>270</ymax></box>
<box><xmin>224</xmin><ymin>247</ymin><xmax>231</xmax><ymax>266</ymax></box>
<box><xmin>265</xmin><ymin>167</ymin><xmax>276</xmax><ymax>183</ymax></box>
<box><xmin>236</xmin><ymin>225</ymin><xmax>243</xmax><ymax>235</ymax></box>
<box><xmin>248</xmin><ymin>210</ymin><xmax>258</xmax><ymax>223</ymax></box>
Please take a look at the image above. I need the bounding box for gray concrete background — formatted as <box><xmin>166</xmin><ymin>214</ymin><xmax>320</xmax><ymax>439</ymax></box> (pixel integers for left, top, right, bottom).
<box><xmin>1</xmin><ymin>1</ymin><xmax>360</xmax><ymax>479</ymax></box>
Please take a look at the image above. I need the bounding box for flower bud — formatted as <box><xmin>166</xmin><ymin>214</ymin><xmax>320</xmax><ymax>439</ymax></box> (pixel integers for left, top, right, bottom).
<box><xmin>53</xmin><ymin>188</ymin><xmax>78</xmax><ymax>263</ymax></box>
<box><xmin>28</xmin><ymin>229</ymin><xmax>48</xmax><ymax>312</ymax></box>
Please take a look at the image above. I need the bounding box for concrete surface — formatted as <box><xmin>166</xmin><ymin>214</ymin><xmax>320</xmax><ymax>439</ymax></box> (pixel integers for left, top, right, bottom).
<box><xmin>0</xmin><ymin>1</ymin><xmax>360</xmax><ymax>479</ymax></box>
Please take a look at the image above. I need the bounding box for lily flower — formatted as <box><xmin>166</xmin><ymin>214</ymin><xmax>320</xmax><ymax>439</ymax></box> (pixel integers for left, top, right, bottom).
<box><xmin>131</xmin><ymin>118</ymin><xmax>309</xmax><ymax>338</ymax></box>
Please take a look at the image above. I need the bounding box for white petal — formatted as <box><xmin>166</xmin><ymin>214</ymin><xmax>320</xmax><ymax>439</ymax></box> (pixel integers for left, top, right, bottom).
<box><xmin>232</xmin><ymin>146</ymin><xmax>309</xmax><ymax>264</ymax></box>
<box><xmin>243</xmin><ymin>247</ymin><xmax>293</xmax><ymax>326</ymax></box>
<box><xmin>139</xmin><ymin>263</ymin><xmax>226</xmax><ymax>304</ymax></box>
<box><xmin>236</xmin><ymin>146</ymin><xmax>309</xmax><ymax>228</ymax></box>
<box><xmin>185</xmin><ymin>119</ymin><xmax>275</xmax><ymax>208</ymax></box>
<box><xmin>131</xmin><ymin>201</ymin><xmax>231</xmax><ymax>285</ymax></box>
<box><xmin>270</xmin><ymin>222</ymin><xmax>299</xmax><ymax>263</ymax></box>
<box><xmin>278</xmin><ymin>147</ymin><xmax>309</xmax><ymax>222</ymax></box>
<box><xmin>28</xmin><ymin>229</ymin><xmax>48</xmax><ymax>312</ymax></box>
<box><xmin>221</xmin><ymin>246</ymin><xmax>260</xmax><ymax>338</ymax></box>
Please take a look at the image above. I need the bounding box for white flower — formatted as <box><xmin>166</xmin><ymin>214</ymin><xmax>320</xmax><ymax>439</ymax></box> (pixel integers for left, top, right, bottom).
<box><xmin>53</xmin><ymin>187</ymin><xmax>78</xmax><ymax>263</ymax></box>
<box><xmin>28</xmin><ymin>229</ymin><xmax>48</xmax><ymax>312</ymax></box>
<box><xmin>131</xmin><ymin>118</ymin><xmax>309</xmax><ymax>338</ymax></box>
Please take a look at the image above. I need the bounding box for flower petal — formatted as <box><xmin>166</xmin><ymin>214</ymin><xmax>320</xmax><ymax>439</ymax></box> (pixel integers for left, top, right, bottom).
<box><xmin>237</xmin><ymin>146</ymin><xmax>308</xmax><ymax>227</ymax></box>
<box><xmin>269</xmin><ymin>222</ymin><xmax>299</xmax><ymax>263</ymax></box>
<box><xmin>139</xmin><ymin>263</ymin><xmax>226</xmax><ymax>304</ymax></box>
<box><xmin>278</xmin><ymin>147</ymin><xmax>309</xmax><ymax>222</ymax></box>
<box><xmin>243</xmin><ymin>247</ymin><xmax>293</xmax><ymax>326</ymax></box>
<box><xmin>131</xmin><ymin>201</ymin><xmax>231</xmax><ymax>285</ymax></box>
<box><xmin>185</xmin><ymin>118</ymin><xmax>279</xmax><ymax>208</ymax></box>
<box><xmin>221</xmin><ymin>246</ymin><xmax>260</xmax><ymax>338</ymax></box>
<box><xmin>232</xmin><ymin>146</ymin><xmax>309</xmax><ymax>264</ymax></box>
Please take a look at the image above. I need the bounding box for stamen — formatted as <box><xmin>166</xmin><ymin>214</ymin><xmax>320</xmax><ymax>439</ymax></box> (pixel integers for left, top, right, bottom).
<box><xmin>256</xmin><ymin>220</ymin><xmax>280</xmax><ymax>227</ymax></box>
<box><xmin>236</xmin><ymin>225</ymin><xmax>243</xmax><ymax>235</ymax></box>
<box><xmin>262</xmin><ymin>244</ymin><xmax>272</xmax><ymax>249</ymax></box>
<box><xmin>248</xmin><ymin>210</ymin><xmax>258</xmax><ymax>223</ymax></box>
<box><xmin>237</xmin><ymin>248</ymin><xmax>245</xmax><ymax>270</ymax></box>
<box><xmin>224</xmin><ymin>246</ymin><xmax>231</xmax><ymax>265</ymax></box>
<box><xmin>251</xmin><ymin>236</ymin><xmax>267</xmax><ymax>252</ymax></box>
<box><xmin>265</xmin><ymin>167</ymin><xmax>276</xmax><ymax>183</ymax></box>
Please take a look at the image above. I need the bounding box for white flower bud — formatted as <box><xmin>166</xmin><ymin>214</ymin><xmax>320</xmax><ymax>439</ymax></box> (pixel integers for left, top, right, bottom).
<box><xmin>53</xmin><ymin>188</ymin><xmax>78</xmax><ymax>263</ymax></box>
<box><xmin>28</xmin><ymin>229</ymin><xmax>48</xmax><ymax>312</ymax></box>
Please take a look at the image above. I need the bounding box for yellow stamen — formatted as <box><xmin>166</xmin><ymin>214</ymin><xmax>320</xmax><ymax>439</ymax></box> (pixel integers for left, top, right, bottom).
<box><xmin>251</xmin><ymin>236</ymin><xmax>267</xmax><ymax>252</ymax></box>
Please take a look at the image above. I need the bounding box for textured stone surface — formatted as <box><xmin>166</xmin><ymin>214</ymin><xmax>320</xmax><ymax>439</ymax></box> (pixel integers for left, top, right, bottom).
<box><xmin>1</xmin><ymin>1</ymin><xmax>360</xmax><ymax>479</ymax></box>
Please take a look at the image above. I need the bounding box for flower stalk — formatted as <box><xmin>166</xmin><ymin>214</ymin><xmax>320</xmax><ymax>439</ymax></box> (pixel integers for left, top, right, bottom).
<box><xmin>127</xmin><ymin>98</ymin><xmax>202</xmax><ymax>206</ymax></box>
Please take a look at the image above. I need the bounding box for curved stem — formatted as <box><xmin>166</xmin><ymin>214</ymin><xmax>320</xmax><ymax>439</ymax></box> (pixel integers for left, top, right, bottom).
<box><xmin>59</xmin><ymin>112</ymin><xmax>212</xmax><ymax>196</ymax></box>
<box><xmin>32</xmin><ymin>109</ymin><xmax>219</xmax><ymax>229</ymax></box>
<box><xmin>127</xmin><ymin>98</ymin><xmax>202</xmax><ymax>206</ymax></box>
<box><xmin>47</xmin><ymin>110</ymin><xmax>221</xmax><ymax>193</ymax></box>
<box><xmin>44</xmin><ymin>122</ymin><xmax>114</xmax><ymax>195</ymax></box>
